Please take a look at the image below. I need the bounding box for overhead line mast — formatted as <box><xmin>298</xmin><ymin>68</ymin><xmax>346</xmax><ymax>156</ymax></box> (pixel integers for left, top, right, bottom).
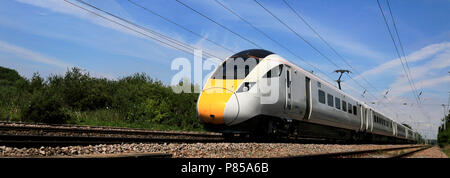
<box><xmin>254</xmin><ymin>0</ymin><xmax>403</xmax><ymax>117</ymax></box>
<box><xmin>282</xmin><ymin>0</ymin><xmax>381</xmax><ymax>94</ymax></box>
<box><xmin>254</xmin><ymin>0</ymin><xmax>389</xmax><ymax>104</ymax></box>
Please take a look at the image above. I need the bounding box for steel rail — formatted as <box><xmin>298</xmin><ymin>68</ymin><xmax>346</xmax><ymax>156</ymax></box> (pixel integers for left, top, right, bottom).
<box><xmin>0</xmin><ymin>122</ymin><xmax>220</xmax><ymax>138</ymax></box>
<box><xmin>1</xmin><ymin>152</ymin><xmax>173</xmax><ymax>159</ymax></box>
<box><xmin>389</xmin><ymin>145</ymin><xmax>433</xmax><ymax>158</ymax></box>
<box><xmin>0</xmin><ymin>134</ymin><xmax>224</xmax><ymax>147</ymax></box>
<box><xmin>285</xmin><ymin>145</ymin><xmax>427</xmax><ymax>158</ymax></box>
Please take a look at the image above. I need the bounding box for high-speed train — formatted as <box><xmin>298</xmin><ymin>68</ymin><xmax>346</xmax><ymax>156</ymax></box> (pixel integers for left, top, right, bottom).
<box><xmin>197</xmin><ymin>49</ymin><xmax>419</xmax><ymax>143</ymax></box>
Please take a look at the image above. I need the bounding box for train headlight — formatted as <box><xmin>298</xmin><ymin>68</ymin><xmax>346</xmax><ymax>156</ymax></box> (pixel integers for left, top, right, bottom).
<box><xmin>237</xmin><ymin>82</ymin><xmax>256</xmax><ymax>93</ymax></box>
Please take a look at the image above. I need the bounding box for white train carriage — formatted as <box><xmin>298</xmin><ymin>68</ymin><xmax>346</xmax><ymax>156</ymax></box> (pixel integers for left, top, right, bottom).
<box><xmin>197</xmin><ymin>49</ymin><xmax>418</xmax><ymax>143</ymax></box>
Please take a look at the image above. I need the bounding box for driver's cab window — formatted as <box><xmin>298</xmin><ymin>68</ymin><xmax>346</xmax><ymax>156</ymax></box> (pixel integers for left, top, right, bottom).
<box><xmin>263</xmin><ymin>65</ymin><xmax>283</xmax><ymax>78</ymax></box>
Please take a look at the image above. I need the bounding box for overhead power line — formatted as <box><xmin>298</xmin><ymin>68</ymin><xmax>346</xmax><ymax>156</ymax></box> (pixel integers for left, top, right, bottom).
<box><xmin>175</xmin><ymin>0</ymin><xmax>263</xmax><ymax>49</ymax></box>
<box><xmin>254</xmin><ymin>0</ymin><xmax>384</xmax><ymax>103</ymax></box>
<box><xmin>253</xmin><ymin>0</ymin><xmax>402</xmax><ymax>117</ymax></box>
<box><xmin>282</xmin><ymin>0</ymin><xmax>382</xmax><ymax>94</ymax></box>
<box><xmin>127</xmin><ymin>0</ymin><xmax>236</xmax><ymax>54</ymax></box>
<box><xmin>254</xmin><ymin>0</ymin><xmax>340</xmax><ymax>68</ymax></box>
<box><xmin>376</xmin><ymin>0</ymin><xmax>420</xmax><ymax>105</ymax></box>
<box><xmin>63</xmin><ymin>0</ymin><xmax>223</xmax><ymax>62</ymax></box>
<box><xmin>376</xmin><ymin>0</ymin><xmax>432</xmax><ymax>124</ymax></box>
<box><xmin>385</xmin><ymin>0</ymin><xmax>420</xmax><ymax>103</ymax></box>
<box><xmin>213</xmin><ymin>0</ymin><xmax>336</xmax><ymax>82</ymax></box>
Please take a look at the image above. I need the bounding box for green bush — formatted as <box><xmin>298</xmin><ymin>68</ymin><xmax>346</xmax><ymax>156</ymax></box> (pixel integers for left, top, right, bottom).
<box><xmin>438</xmin><ymin>114</ymin><xmax>450</xmax><ymax>147</ymax></box>
<box><xmin>1</xmin><ymin>66</ymin><xmax>203</xmax><ymax>131</ymax></box>
<box><xmin>126</xmin><ymin>98</ymin><xmax>171</xmax><ymax>123</ymax></box>
<box><xmin>22</xmin><ymin>89</ymin><xmax>70</xmax><ymax>124</ymax></box>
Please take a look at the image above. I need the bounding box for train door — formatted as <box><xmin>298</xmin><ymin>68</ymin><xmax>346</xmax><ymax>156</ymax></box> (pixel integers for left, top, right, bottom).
<box><xmin>285</xmin><ymin>65</ymin><xmax>292</xmax><ymax>111</ymax></box>
<box><xmin>303</xmin><ymin>77</ymin><xmax>312</xmax><ymax>120</ymax></box>
<box><xmin>392</xmin><ymin>122</ymin><xmax>396</xmax><ymax>136</ymax></box>
<box><xmin>368</xmin><ymin>109</ymin><xmax>373</xmax><ymax>132</ymax></box>
<box><xmin>405</xmin><ymin>129</ymin><xmax>408</xmax><ymax>139</ymax></box>
<box><xmin>365</xmin><ymin>108</ymin><xmax>369</xmax><ymax>131</ymax></box>
<box><xmin>360</xmin><ymin>105</ymin><xmax>365</xmax><ymax>131</ymax></box>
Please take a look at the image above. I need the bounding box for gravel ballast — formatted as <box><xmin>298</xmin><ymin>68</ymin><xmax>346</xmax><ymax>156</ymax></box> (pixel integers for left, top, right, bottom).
<box><xmin>405</xmin><ymin>146</ymin><xmax>448</xmax><ymax>158</ymax></box>
<box><xmin>0</xmin><ymin>143</ymin><xmax>423</xmax><ymax>158</ymax></box>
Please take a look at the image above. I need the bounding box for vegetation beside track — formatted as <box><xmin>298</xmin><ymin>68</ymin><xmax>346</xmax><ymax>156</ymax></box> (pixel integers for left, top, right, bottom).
<box><xmin>0</xmin><ymin>66</ymin><xmax>204</xmax><ymax>132</ymax></box>
<box><xmin>438</xmin><ymin>113</ymin><xmax>450</xmax><ymax>156</ymax></box>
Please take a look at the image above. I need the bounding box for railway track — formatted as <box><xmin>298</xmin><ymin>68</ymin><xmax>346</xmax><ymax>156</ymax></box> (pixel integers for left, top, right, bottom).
<box><xmin>0</xmin><ymin>122</ymin><xmax>322</xmax><ymax>147</ymax></box>
<box><xmin>0</xmin><ymin>121</ymin><xmax>220</xmax><ymax>137</ymax></box>
<box><xmin>0</xmin><ymin>134</ymin><xmax>227</xmax><ymax>147</ymax></box>
<box><xmin>0</xmin><ymin>121</ymin><xmax>434</xmax><ymax>159</ymax></box>
<box><xmin>287</xmin><ymin>145</ymin><xmax>433</xmax><ymax>158</ymax></box>
<box><xmin>389</xmin><ymin>145</ymin><xmax>434</xmax><ymax>158</ymax></box>
<box><xmin>2</xmin><ymin>152</ymin><xmax>173</xmax><ymax>159</ymax></box>
<box><xmin>0</xmin><ymin>121</ymin><xmax>225</xmax><ymax>147</ymax></box>
<box><xmin>0</xmin><ymin>121</ymin><xmax>356</xmax><ymax>147</ymax></box>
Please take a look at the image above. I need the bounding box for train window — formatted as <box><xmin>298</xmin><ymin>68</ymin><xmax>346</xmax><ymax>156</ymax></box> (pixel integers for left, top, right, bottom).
<box><xmin>353</xmin><ymin>106</ymin><xmax>357</xmax><ymax>115</ymax></box>
<box><xmin>211</xmin><ymin>57</ymin><xmax>259</xmax><ymax>79</ymax></box>
<box><xmin>335</xmin><ymin>97</ymin><xmax>341</xmax><ymax>109</ymax></box>
<box><xmin>245</xmin><ymin>65</ymin><xmax>250</xmax><ymax>76</ymax></box>
<box><xmin>342</xmin><ymin>101</ymin><xmax>347</xmax><ymax>112</ymax></box>
<box><xmin>327</xmin><ymin>94</ymin><xmax>334</xmax><ymax>107</ymax></box>
<box><xmin>263</xmin><ymin>65</ymin><xmax>283</xmax><ymax>78</ymax></box>
<box><xmin>348</xmin><ymin>103</ymin><xmax>352</xmax><ymax>114</ymax></box>
<box><xmin>318</xmin><ymin>90</ymin><xmax>325</xmax><ymax>104</ymax></box>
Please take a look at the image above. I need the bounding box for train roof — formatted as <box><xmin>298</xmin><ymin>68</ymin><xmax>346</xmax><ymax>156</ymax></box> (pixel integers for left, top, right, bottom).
<box><xmin>230</xmin><ymin>49</ymin><xmax>274</xmax><ymax>60</ymax></box>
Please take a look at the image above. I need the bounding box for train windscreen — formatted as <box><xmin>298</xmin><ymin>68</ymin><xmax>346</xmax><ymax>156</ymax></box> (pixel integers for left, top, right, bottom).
<box><xmin>211</xmin><ymin>49</ymin><xmax>274</xmax><ymax>79</ymax></box>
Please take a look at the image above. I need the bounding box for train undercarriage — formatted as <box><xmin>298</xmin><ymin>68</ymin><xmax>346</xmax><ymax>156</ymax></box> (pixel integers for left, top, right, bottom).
<box><xmin>203</xmin><ymin>115</ymin><xmax>415</xmax><ymax>144</ymax></box>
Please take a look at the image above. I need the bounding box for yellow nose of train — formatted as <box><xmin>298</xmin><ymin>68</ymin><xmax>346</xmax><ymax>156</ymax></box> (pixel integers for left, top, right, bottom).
<box><xmin>197</xmin><ymin>79</ymin><xmax>242</xmax><ymax>125</ymax></box>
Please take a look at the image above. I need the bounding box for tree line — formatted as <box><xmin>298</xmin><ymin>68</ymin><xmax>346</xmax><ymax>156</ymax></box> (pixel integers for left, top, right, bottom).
<box><xmin>438</xmin><ymin>113</ymin><xmax>450</xmax><ymax>147</ymax></box>
<box><xmin>0</xmin><ymin>66</ymin><xmax>203</xmax><ymax>131</ymax></box>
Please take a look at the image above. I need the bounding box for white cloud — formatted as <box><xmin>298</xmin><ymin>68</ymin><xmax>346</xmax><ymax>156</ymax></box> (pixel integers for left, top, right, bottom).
<box><xmin>15</xmin><ymin>0</ymin><xmax>233</xmax><ymax>63</ymax></box>
<box><xmin>389</xmin><ymin>50</ymin><xmax>450</xmax><ymax>97</ymax></box>
<box><xmin>16</xmin><ymin>0</ymin><xmax>193</xmax><ymax>54</ymax></box>
<box><xmin>343</xmin><ymin>41</ymin><xmax>450</xmax><ymax>139</ymax></box>
<box><xmin>16</xmin><ymin>0</ymin><xmax>138</xmax><ymax>37</ymax></box>
<box><xmin>354</xmin><ymin>42</ymin><xmax>450</xmax><ymax>80</ymax></box>
<box><xmin>0</xmin><ymin>40</ymin><xmax>72</xmax><ymax>69</ymax></box>
<box><xmin>389</xmin><ymin>76</ymin><xmax>449</xmax><ymax>100</ymax></box>
<box><xmin>0</xmin><ymin>40</ymin><xmax>117</xmax><ymax>80</ymax></box>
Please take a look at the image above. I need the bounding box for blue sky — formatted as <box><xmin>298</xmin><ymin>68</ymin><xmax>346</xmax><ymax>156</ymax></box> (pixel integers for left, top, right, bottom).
<box><xmin>0</xmin><ymin>0</ymin><xmax>448</xmax><ymax>139</ymax></box>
